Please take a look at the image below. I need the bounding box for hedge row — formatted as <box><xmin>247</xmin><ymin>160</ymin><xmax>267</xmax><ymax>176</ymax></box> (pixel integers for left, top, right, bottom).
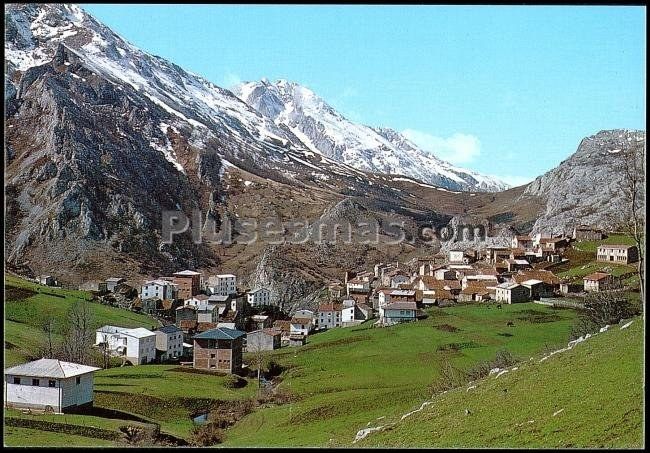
<box><xmin>4</xmin><ymin>417</ymin><xmax>122</xmax><ymax>442</ymax></box>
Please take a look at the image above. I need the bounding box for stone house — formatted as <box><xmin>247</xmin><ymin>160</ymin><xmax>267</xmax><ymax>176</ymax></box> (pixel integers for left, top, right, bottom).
<box><xmin>245</xmin><ymin>329</ymin><xmax>281</xmax><ymax>352</ymax></box>
<box><xmin>583</xmin><ymin>272</ymin><xmax>615</xmax><ymax>292</ymax></box>
<box><xmin>192</xmin><ymin>327</ymin><xmax>246</xmax><ymax>373</ymax></box>
<box><xmin>495</xmin><ymin>283</ymin><xmax>529</xmax><ymax>304</ymax></box>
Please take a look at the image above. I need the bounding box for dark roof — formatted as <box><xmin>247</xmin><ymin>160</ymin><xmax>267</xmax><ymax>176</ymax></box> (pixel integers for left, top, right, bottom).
<box><xmin>158</xmin><ymin>325</ymin><xmax>182</xmax><ymax>334</ymax></box>
<box><xmin>193</xmin><ymin>327</ymin><xmax>246</xmax><ymax>340</ymax></box>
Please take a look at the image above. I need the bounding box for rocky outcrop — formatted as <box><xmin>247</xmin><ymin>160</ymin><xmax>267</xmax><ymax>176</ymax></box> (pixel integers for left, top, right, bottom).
<box><xmin>523</xmin><ymin>129</ymin><xmax>645</xmax><ymax>235</ymax></box>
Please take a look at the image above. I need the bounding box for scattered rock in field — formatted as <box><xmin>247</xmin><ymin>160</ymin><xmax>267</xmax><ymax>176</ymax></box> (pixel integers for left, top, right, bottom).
<box><xmin>354</xmin><ymin>425</ymin><xmax>385</xmax><ymax>443</ymax></box>
<box><xmin>620</xmin><ymin>321</ymin><xmax>633</xmax><ymax>330</ymax></box>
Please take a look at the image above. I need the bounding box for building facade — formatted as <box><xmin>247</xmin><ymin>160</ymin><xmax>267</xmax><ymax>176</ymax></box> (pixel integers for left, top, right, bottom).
<box><xmin>173</xmin><ymin>270</ymin><xmax>202</xmax><ymax>300</ymax></box>
<box><xmin>247</xmin><ymin>288</ymin><xmax>271</xmax><ymax>307</ymax></box>
<box><xmin>4</xmin><ymin>359</ymin><xmax>100</xmax><ymax>413</ymax></box>
<box><xmin>192</xmin><ymin>328</ymin><xmax>246</xmax><ymax>373</ymax></box>
<box><xmin>495</xmin><ymin>283</ymin><xmax>530</xmax><ymax>304</ymax></box>
<box><xmin>597</xmin><ymin>245</ymin><xmax>639</xmax><ymax>264</ymax></box>
<box><xmin>141</xmin><ymin>280</ymin><xmax>178</xmax><ymax>300</ymax></box>
<box><xmin>154</xmin><ymin>325</ymin><xmax>184</xmax><ymax>361</ymax></box>
<box><xmin>95</xmin><ymin>326</ymin><xmax>156</xmax><ymax>365</ymax></box>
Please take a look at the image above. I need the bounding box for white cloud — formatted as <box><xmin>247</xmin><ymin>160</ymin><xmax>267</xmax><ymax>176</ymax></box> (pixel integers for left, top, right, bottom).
<box><xmin>402</xmin><ymin>129</ymin><xmax>481</xmax><ymax>165</ymax></box>
<box><xmin>221</xmin><ymin>72</ymin><xmax>241</xmax><ymax>89</ymax></box>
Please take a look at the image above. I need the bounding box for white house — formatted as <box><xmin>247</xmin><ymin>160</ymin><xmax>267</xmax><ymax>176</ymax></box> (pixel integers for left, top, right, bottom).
<box><xmin>434</xmin><ymin>268</ymin><xmax>455</xmax><ymax>280</ymax></box>
<box><xmin>208</xmin><ymin>274</ymin><xmax>237</xmax><ymax>296</ymax></box>
<box><xmin>4</xmin><ymin>359</ymin><xmax>100</xmax><ymax>413</ymax></box>
<box><xmin>495</xmin><ymin>283</ymin><xmax>530</xmax><ymax>304</ymax></box>
<box><xmin>316</xmin><ymin>303</ymin><xmax>343</xmax><ymax>330</ymax></box>
<box><xmin>346</xmin><ymin>278</ymin><xmax>370</xmax><ymax>295</ymax></box>
<box><xmin>141</xmin><ymin>280</ymin><xmax>178</xmax><ymax>300</ymax></box>
<box><xmin>342</xmin><ymin>304</ymin><xmax>356</xmax><ymax>324</ymax></box>
<box><xmin>184</xmin><ymin>295</ymin><xmax>210</xmax><ymax>307</ymax></box>
<box><xmin>389</xmin><ymin>274</ymin><xmax>410</xmax><ymax>288</ymax></box>
<box><xmin>290</xmin><ymin>315</ymin><xmax>313</xmax><ymax>337</ymax></box>
<box><xmin>247</xmin><ymin>288</ymin><xmax>271</xmax><ymax>307</ymax></box>
<box><xmin>95</xmin><ymin>326</ymin><xmax>156</xmax><ymax>365</ymax></box>
<box><xmin>377</xmin><ymin>289</ymin><xmax>393</xmax><ymax>307</ymax></box>
<box><xmin>583</xmin><ymin>272</ymin><xmax>615</xmax><ymax>292</ymax></box>
<box><xmin>596</xmin><ymin>244</ymin><xmax>639</xmax><ymax>265</ymax></box>
<box><xmin>154</xmin><ymin>325</ymin><xmax>184</xmax><ymax>361</ymax></box>
<box><xmin>379</xmin><ymin>301</ymin><xmax>417</xmax><ymax>325</ymax></box>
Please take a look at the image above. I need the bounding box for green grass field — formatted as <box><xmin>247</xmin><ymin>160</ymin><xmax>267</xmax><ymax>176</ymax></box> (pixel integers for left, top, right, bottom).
<box><xmin>572</xmin><ymin>234</ymin><xmax>637</xmax><ymax>253</ymax></box>
<box><xmin>4</xmin><ymin>271</ymin><xmax>641</xmax><ymax>448</ymax></box>
<box><xmin>222</xmin><ymin>303</ymin><xmax>577</xmax><ymax>447</ymax></box>
<box><xmin>4</xmin><ymin>274</ymin><xmax>158</xmax><ymax>367</ymax></box>
<box><xmin>93</xmin><ymin>365</ymin><xmax>258</xmax><ymax>438</ymax></box>
<box><xmin>550</xmin><ymin>236</ymin><xmax>638</xmax><ymax>284</ymax></box>
<box><xmin>3</xmin><ymin>426</ymin><xmax>117</xmax><ymax>447</ymax></box>
<box><xmin>357</xmin><ymin>318</ymin><xmax>643</xmax><ymax>448</ymax></box>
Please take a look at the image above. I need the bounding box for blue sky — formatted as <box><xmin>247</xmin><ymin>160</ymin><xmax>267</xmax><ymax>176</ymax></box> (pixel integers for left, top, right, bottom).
<box><xmin>82</xmin><ymin>5</ymin><xmax>646</xmax><ymax>186</ymax></box>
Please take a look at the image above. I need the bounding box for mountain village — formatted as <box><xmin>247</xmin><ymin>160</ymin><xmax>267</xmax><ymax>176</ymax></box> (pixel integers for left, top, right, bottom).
<box><xmin>5</xmin><ymin>223</ymin><xmax>640</xmax><ymax>416</ymax></box>
<box><xmin>3</xmin><ymin>3</ymin><xmax>644</xmax><ymax>448</ymax></box>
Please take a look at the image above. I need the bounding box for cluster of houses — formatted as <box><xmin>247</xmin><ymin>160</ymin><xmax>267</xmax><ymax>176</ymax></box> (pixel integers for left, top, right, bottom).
<box><xmin>315</xmin><ymin>228</ymin><xmax>639</xmax><ymax>329</ymax></box>
<box><xmin>6</xmin><ymin>225</ymin><xmax>639</xmax><ymax>413</ymax></box>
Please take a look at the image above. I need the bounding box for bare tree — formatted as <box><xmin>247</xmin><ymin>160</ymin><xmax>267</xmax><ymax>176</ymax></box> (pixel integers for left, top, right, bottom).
<box><xmin>62</xmin><ymin>299</ymin><xmax>94</xmax><ymax>364</ymax></box>
<box><xmin>40</xmin><ymin>308</ymin><xmax>57</xmax><ymax>358</ymax></box>
<box><xmin>618</xmin><ymin>143</ymin><xmax>646</xmax><ymax>304</ymax></box>
<box><xmin>246</xmin><ymin>335</ymin><xmax>268</xmax><ymax>395</ymax></box>
<box><xmin>100</xmin><ymin>333</ymin><xmax>111</xmax><ymax>369</ymax></box>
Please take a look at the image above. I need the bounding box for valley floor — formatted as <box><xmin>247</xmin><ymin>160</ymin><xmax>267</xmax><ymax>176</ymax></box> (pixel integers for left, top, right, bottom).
<box><xmin>3</xmin><ymin>298</ymin><xmax>643</xmax><ymax>448</ymax></box>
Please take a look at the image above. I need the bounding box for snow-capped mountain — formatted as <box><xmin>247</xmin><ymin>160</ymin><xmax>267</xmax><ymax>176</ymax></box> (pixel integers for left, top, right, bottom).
<box><xmin>234</xmin><ymin>79</ymin><xmax>509</xmax><ymax>192</ymax></box>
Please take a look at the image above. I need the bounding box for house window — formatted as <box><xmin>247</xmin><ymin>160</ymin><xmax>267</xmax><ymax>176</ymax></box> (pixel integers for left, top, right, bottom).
<box><xmin>76</xmin><ymin>376</ymin><xmax>81</xmax><ymax>385</ymax></box>
<box><xmin>32</xmin><ymin>379</ymin><xmax>40</xmax><ymax>386</ymax></box>
<box><xmin>49</xmin><ymin>380</ymin><xmax>56</xmax><ymax>388</ymax></box>
<box><xmin>211</xmin><ymin>353</ymin><xmax>216</xmax><ymax>359</ymax></box>
<box><xmin>13</xmin><ymin>377</ymin><xmax>20</xmax><ymax>385</ymax></box>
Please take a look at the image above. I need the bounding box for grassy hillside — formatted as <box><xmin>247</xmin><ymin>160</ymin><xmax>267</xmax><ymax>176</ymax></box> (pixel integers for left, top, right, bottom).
<box><xmin>93</xmin><ymin>365</ymin><xmax>257</xmax><ymax>438</ymax></box>
<box><xmin>357</xmin><ymin>318</ymin><xmax>643</xmax><ymax>448</ymax></box>
<box><xmin>572</xmin><ymin>234</ymin><xmax>637</xmax><ymax>253</ymax></box>
<box><xmin>4</xmin><ymin>274</ymin><xmax>158</xmax><ymax>366</ymax></box>
<box><xmin>222</xmin><ymin>303</ymin><xmax>577</xmax><ymax>447</ymax></box>
<box><xmin>3</xmin><ymin>365</ymin><xmax>258</xmax><ymax>446</ymax></box>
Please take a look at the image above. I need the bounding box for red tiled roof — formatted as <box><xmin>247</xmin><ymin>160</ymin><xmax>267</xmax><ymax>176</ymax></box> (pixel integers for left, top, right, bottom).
<box><xmin>318</xmin><ymin>303</ymin><xmax>343</xmax><ymax>312</ymax></box>
<box><xmin>273</xmin><ymin>320</ymin><xmax>291</xmax><ymax>332</ymax></box>
<box><xmin>291</xmin><ymin>317</ymin><xmax>313</xmax><ymax>325</ymax></box>
<box><xmin>513</xmin><ymin>270</ymin><xmax>561</xmax><ymax>285</ymax></box>
<box><xmin>178</xmin><ymin>320</ymin><xmax>197</xmax><ymax>330</ymax></box>
<box><xmin>196</xmin><ymin>322</ymin><xmax>218</xmax><ymax>332</ymax></box>
<box><xmin>584</xmin><ymin>272</ymin><xmax>612</xmax><ymax>281</ymax></box>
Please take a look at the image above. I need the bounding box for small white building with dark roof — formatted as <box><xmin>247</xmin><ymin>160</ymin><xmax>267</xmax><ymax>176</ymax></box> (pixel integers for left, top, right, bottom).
<box><xmin>4</xmin><ymin>359</ymin><xmax>100</xmax><ymax>413</ymax></box>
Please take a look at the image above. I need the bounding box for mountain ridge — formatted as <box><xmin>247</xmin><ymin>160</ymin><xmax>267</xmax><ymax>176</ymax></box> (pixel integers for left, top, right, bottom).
<box><xmin>234</xmin><ymin>78</ymin><xmax>509</xmax><ymax>192</ymax></box>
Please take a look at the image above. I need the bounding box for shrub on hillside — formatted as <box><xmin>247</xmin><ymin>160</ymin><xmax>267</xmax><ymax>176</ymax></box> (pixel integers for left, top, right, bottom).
<box><xmin>189</xmin><ymin>423</ymin><xmax>225</xmax><ymax>446</ymax></box>
<box><xmin>571</xmin><ymin>291</ymin><xmax>639</xmax><ymax>339</ymax></box>
<box><xmin>223</xmin><ymin>374</ymin><xmax>248</xmax><ymax>389</ymax></box>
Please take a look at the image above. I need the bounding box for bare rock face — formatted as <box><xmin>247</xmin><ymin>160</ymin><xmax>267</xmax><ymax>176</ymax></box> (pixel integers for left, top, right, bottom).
<box><xmin>4</xmin><ymin>4</ymin><xmax>644</xmax><ymax>301</ymax></box>
<box><xmin>523</xmin><ymin>129</ymin><xmax>645</xmax><ymax>235</ymax></box>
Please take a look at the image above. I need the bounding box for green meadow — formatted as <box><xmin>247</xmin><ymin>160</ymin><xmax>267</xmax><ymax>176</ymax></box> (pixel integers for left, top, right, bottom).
<box><xmin>222</xmin><ymin>303</ymin><xmax>577</xmax><ymax>446</ymax></box>
<box><xmin>357</xmin><ymin>319</ymin><xmax>643</xmax><ymax>448</ymax></box>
